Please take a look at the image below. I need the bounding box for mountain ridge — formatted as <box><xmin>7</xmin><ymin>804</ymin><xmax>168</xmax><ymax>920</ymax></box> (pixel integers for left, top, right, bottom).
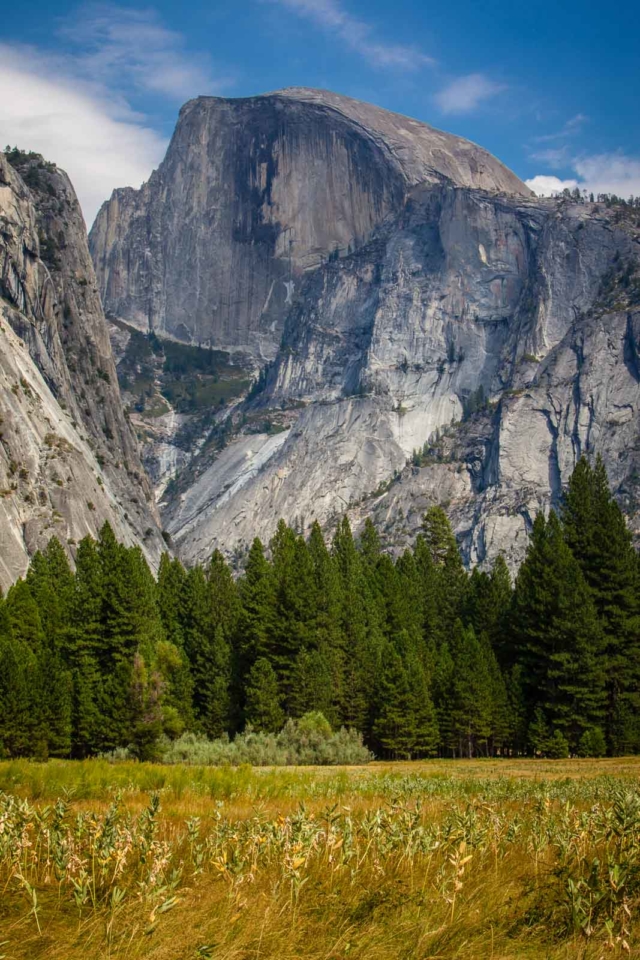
<box><xmin>0</xmin><ymin>149</ymin><xmax>165</xmax><ymax>588</ymax></box>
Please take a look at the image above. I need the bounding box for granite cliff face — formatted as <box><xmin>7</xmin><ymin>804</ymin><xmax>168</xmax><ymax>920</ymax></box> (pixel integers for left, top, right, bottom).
<box><xmin>0</xmin><ymin>151</ymin><xmax>164</xmax><ymax>588</ymax></box>
<box><xmin>160</xmin><ymin>182</ymin><xmax>640</xmax><ymax>568</ymax></box>
<box><xmin>90</xmin><ymin>88</ymin><xmax>530</xmax><ymax>359</ymax></box>
<box><xmin>88</xmin><ymin>88</ymin><xmax>640</xmax><ymax>570</ymax></box>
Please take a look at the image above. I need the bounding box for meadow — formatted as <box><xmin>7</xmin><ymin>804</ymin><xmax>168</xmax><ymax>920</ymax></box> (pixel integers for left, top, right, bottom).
<box><xmin>2</xmin><ymin>760</ymin><xmax>640</xmax><ymax>958</ymax></box>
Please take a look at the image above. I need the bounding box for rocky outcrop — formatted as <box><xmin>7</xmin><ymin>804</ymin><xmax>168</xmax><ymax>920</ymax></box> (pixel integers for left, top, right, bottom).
<box><xmin>88</xmin><ymin>87</ymin><xmax>639</xmax><ymax>570</ymax></box>
<box><xmin>90</xmin><ymin>88</ymin><xmax>531</xmax><ymax>359</ymax></box>
<box><xmin>163</xmin><ymin>186</ymin><xmax>640</xmax><ymax>570</ymax></box>
<box><xmin>0</xmin><ymin>151</ymin><xmax>164</xmax><ymax>588</ymax></box>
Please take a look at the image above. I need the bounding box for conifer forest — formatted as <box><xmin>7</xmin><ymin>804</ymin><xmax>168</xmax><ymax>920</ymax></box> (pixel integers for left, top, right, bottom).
<box><xmin>1</xmin><ymin>455</ymin><xmax>638</xmax><ymax>763</ymax></box>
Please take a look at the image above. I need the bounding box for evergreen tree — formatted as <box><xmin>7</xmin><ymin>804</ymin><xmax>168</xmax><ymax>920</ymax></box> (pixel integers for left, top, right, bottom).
<box><xmin>512</xmin><ymin>511</ymin><xmax>606</xmax><ymax>750</ymax></box>
<box><xmin>449</xmin><ymin>622</ymin><xmax>494</xmax><ymax>758</ymax></box>
<box><xmin>0</xmin><ymin>635</ymin><xmax>34</xmax><ymax>757</ymax></box>
<box><xmin>38</xmin><ymin>648</ymin><xmax>72</xmax><ymax>757</ymax></box>
<box><xmin>407</xmin><ymin>658</ymin><xmax>439</xmax><ymax>757</ymax></box>
<box><xmin>238</xmin><ymin>538</ymin><xmax>277</xmax><ymax>669</ymax></box>
<box><xmin>422</xmin><ymin>506</ymin><xmax>458</xmax><ymax>565</ymax></box>
<box><xmin>289</xmin><ymin>647</ymin><xmax>334</xmax><ymax>719</ymax></box>
<box><xmin>308</xmin><ymin>521</ymin><xmax>345</xmax><ymax>722</ymax></box>
<box><xmin>6</xmin><ymin>579</ymin><xmax>45</xmax><ymax>650</ymax></box>
<box><xmin>244</xmin><ymin>658</ymin><xmax>284</xmax><ymax>732</ymax></box>
<box><xmin>27</xmin><ymin>538</ymin><xmax>74</xmax><ymax>653</ymax></box>
<box><xmin>332</xmin><ymin>517</ymin><xmax>382</xmax><ymax>734</ymax></box>
<box><xmin>372</xmin><ymin>643</ymin><xmax>415</xmax><ymax>758</ymax></box>
<box><xmin>562</xmin><ymin>456</ymin><xmax>640</xmax><ymax>753</ymax></box>
<box><xmin>157</xmin><ymin>553</ymin><xmax>187</xmax><ymax>648</ymax></box>
<box><xmin>421</xmin><ymin>508</ymin><xmax>467</xmax><ymax>642</ymax></box>
<box><xmin>270</xmin><ymin>521</ymin><xmax>318</xmax><ymax>708</ymax></box>
<box><xmin>208</xmin><ymin>550</ymin><xmax>242</xmax><ymax>639</ymax></box>
<box><xmin>432</xmin><ymin>640</ymin><xmax>456</xmax><ymax>756</ymax></box>
<box><xmin>183</xmin><ymin>567</ymin><xmax>230</xmax><ymax>736</ymax></box>
<box><xmin>68</xmin><ymin>536</ymin><xmax>104</xmax><ymax>755</ymax></box>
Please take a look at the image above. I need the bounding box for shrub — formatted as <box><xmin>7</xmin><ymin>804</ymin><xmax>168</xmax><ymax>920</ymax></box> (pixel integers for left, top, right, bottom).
<box><xmin>577</xmin><ymin>727</ymin><xmax>607</xmax><ymax>758</ymax></box>
<box><xmin>546</xmin><ymin>730</ymin><xmax>570</xmax><ymax>759</ymax></box>
<box><xmin>159</xmin><ymin>713</ymin><xmax>372</xmax><ymax>767</ymax></box>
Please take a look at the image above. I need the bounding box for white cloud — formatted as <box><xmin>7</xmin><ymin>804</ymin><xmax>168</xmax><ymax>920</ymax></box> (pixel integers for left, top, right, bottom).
<box><xmin>433</xmin><ymin>74</ymin><xmax>505</xmax><ymax>114</ymax></box>
<box><xmin>0</xmin><ymin>45</ymin><xmax>168</xmax><ymax>227</ymax></box>
<box><xmin>268</xmin><ymin>0</ymin><xmax>433</xmax><ymax>71</ymax></box>
<box><xmin>526</xmin><ymin>153</ymin><xmax>640</xmax><ymax>198</ymax></box>
<box><xmin>573</xmin><ymin>154</ymin><xmax>640</xmax><ymax>197</ymax></box>
<box><xmin>0</xmin><ymin>5</ymin><xmax>229</xmax><ymax>227</ymax></box>
<box><xmin>524</xmin><ymin>175</ymin><xmax>579</xmax><ymax>196</ymax></box>
<box><xmin>59</xmin><ymin>4</ymin><xmax>225</xmax><ymax>100</ymax></box>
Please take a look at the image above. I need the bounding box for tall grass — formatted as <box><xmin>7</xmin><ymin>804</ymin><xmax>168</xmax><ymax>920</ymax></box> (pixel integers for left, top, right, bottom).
<box><xmin>2</xmin><ymin>759</ymin><xmax>640</xmax><ymax>958</ymax></box>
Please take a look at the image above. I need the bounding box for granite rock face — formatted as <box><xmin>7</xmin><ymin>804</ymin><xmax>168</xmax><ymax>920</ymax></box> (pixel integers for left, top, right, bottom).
<box><xmin>88</xmin><ymin>88</ymin><xmax>640</xmax><ymax>569</ymax></box>
<box><xmin>0</xmin><ymin>152</ymin><xmax>164</xmax><ymax>588</ymax></box>
<box><xmin>90</xmin><ymin>88</ymin><xmax>531</xmax><ymax>359</ymax></box>
<box><xmin>164</xmin><ymin>186</ymin><xmax>640</xmax><ymax>569</ymax></box>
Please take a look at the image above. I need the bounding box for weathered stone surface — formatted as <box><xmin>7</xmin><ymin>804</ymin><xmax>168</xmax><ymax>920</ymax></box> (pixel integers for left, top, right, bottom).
<box><xmin>90</xmin><ymin>88</ymin><xmax>531</xmax><ymax>359</ymax></box>
<box><xmin>88</xmin><ymin>88</ymin><xmax>640</xmax><ymax>570</ymax></box>
<box><xmin>165</xmin><ymin>186</ymin><xmax>640</xmax><ymax>570</ymax></box>
<box><xmin>0</xmin><ymin>152</ymin><xmax>164</xmax><ymax>588</ymax></box>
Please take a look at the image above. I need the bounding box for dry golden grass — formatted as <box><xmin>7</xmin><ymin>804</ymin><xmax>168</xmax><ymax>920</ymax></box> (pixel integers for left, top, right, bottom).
<box><xmin>2</xmin><ymin>758</ymin><xmax>640</xmax><ymax>959</ymax></box>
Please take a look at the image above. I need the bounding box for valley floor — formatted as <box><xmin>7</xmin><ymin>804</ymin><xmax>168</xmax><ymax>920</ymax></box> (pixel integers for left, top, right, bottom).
<box><xmin>2</xmin><ymin>758</ymin><xmax>640</xmax><ymax>959</ymax></box>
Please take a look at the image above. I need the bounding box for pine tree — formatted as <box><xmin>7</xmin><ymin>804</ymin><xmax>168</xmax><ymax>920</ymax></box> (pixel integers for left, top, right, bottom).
<box><xmin>38</xmin><ymin>648</ymin><xmax>72</xmax><ymax>757</ymax></box>
<box><xmin>512</xmin><ymin>511</ymin><xmax>606</xmax><ymax>750</ymax></box>
<box><xmin>289</xmin><ymin>647</ymin><xmax>334</xmax><ymax>719</ymax></box>
<box><xmin>372</xmin><ymin>643</ymin><xmax>415</xmax><ymax>758</ymax></box>
<box><xmin>270</xmin><ymin>521</ymin><xmax>318</xmax><ymax>708</ymax></box>
<box><xmin>332</xmin><ymin>517</ymin><xmax>382</xmax><ymax>734</ymax></box>
<box><xmin>27</xmin><ymin>538</ymin><xmax>74</xmax><ymax>654</ymax></box>
<box><xmin>6</xmin><ymin>579</ymin><xmax>45</xmax><ymax>650</ymax></box>
<box><xmin>449</xmin><ymin>622</ymin><xmax>494</xmax><ymax>758</ymax></box>
<box><xmin>183</xmin><ymin>567</ymin><xmax>229</xmax><ymax>736</ymax></box>
<box><xmin>70</xmin><ymin>535</ymin><xmax>104</xmax><ymax>667</ymax></box>
<box><xmin>432</xmin><ymin>640</ymin><xmax>455</xmax><ymax>756</ymax></box>
<box><xmin>239</xmin><ymin>538</ymin><xmax>277</xmax><ymax>669</ymax></box>
<box><xmin>308</xmin><ymin>521</ymin><xmax>345</xmax><ymax>722</ymax></box>
<box><xmin>68</xmin><ymin>536</ymin><xmax>104</xmax><ymax>755</ymax></box>
<box><xmin>0</xmin><ymin>635</ymin><xmax>34</xmax><ymax>757</ymax></box>
<box><xmin>208</xmin><ymin>550</ymin><xmax>242</xmax><ymax>639</ymax></box>
<box><xmin>244</xmin><ymin>658</ymin><xmax>284</xmax><ymax>732</ymax></box>
<box><xmin>421</xmin><ymin>508</ymin><xmax>467</xmax><ymax>642</ymax></box>
<box><xmin>407</xmin><ymin>658</ymin><xmax>439</xmax><ymax>757</ymax></box>
<box><xmin>562</xmin><ymin>456</ymin><xmax>640</xmax><ymax>753</ymax></box>
<box><xmin>465</xmin><ymin>555</ymin><xmax>512</xmax><ymax>660</ymax></box>
<box><xmin>413</xmin><ymin>533</ymin><xmax>441</xmax><ymax>653</ymax></box>
<box><xmin>203</xmin><ymin>626</ymin><xmax>232</xmax><ymax>738</ymax></box>
<box><xmin>94</xmin><ymin>525</ymin><xmax>166</xmax><ymax>749</ymax></box>
<box><xmin>422</xmin><ymin>506</ymin><xmax>458</xmax><ymax>565</ymax></box>
<box><xmin>157</xmin><ymin>553</ymin><xmax>187</xmax><ymax>648</ymax></box>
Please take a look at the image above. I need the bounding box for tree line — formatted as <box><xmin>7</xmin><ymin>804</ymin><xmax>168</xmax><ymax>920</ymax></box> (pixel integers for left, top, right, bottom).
<box><xmin>0</xmin><ymin>456</ymin><xmax>639</xmax><ymax>761</ymax></box>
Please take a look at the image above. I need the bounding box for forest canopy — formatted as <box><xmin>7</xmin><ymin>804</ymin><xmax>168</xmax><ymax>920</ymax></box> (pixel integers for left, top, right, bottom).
<box><xmin>1</xmin><ymin>455</ymin><xmax>638</xmax><ymax>762</ymax></box>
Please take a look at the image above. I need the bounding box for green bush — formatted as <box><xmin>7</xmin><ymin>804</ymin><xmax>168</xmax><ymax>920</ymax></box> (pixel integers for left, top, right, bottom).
<box><xmin>116</xmin><ymin>713</ymin><xmax>373</xmax><ymax>767</ymax></box>
<box><xmin>546</xmin><ymin>730</ymin><xmax>570</xmax><ymax>759</ymax></box>
<box><xmin>577</xmin><ymin>727</ymin><xmax>607</xmax><ymax>758</ymax></box>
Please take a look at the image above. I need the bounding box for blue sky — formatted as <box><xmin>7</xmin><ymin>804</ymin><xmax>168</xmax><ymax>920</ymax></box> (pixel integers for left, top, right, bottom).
<box><xmin>2</xmin><ymin>0</ymin><xmax>639</xmax><ymax>225</ymax></box>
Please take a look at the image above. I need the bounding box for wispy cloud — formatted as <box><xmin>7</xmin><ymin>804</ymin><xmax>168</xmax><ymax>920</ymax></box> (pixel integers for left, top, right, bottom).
<box><xmin>532</xmin><ymin>113</ymin><xmax>588</xmax><ymax>144</ymax></box>
<box><xmin>529</xmin><ymin>146</ymin><xmax>571</xmax><ymax>169</ymax></box>
<box><xmin>0</xmin><ymin>5</ymin><xmax>230</xmax><ymax>226</ymax></box>
<box><xmin>59</xmin><ymin>4</ymin><xmax>229</xmax><ymax>100</ymax></box>
<box><xmin>525</xmin><ymin>153</ymin><xmax>640</xmax><ymax>197</ymax></box>
<box><xmin>267</xmin><ymin>0</ymin><xmax>433</xmax><ymax>71</ymax></box>
<box><xmin>433</xmin><ymin>74</ymin><xmax>505</xmax><ymax>115</ymax></box>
